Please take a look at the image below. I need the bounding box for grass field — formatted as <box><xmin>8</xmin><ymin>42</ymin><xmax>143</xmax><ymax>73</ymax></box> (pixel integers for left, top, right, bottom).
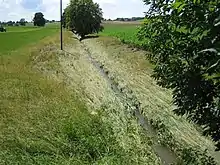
<box><xmin>0</xmin><ymin>26</ymin><xmax>125</xmax><ymax>164</ymax></box>
<box><xmin>1</xmin><ymin>23</ymin><xmax>220</xmax><ymax>164</ymax></box>
<box><xmin>0</xmin><ymin>25</ymin><xmax>161</xmax><ymax>164</ymax></box>
<box><xmin>101</xmin><ymin>22</ymin><xmax>146</xmax><ymax>48</ymax></box>
<box><xmin>0</xmin><ymin>25</ymin><xmax>59</xmax><ymax>54</ymax></box>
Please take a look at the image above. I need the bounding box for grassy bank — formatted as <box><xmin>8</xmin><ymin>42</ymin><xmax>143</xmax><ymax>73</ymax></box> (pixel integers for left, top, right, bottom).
<box><xmin>0</xmin><ymin>27</ymin><xmax>160</xmax><ymax>164</ymax></box>
<box><xmin>90</xmin><ymin>27</ymin><xmax>220</xmax><ymax>164</ymax></box>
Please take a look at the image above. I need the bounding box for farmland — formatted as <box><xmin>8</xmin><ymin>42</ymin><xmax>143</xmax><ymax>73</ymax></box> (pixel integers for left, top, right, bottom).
<box><xmin>0</xmin><ymin>23</ymin><xmax>220</xmax><ymax>165</ymax></box>
<box><xmin>100</xmin><ymin>22</ymin><xmax>146</xmax><ymax>48</ymax></box>
<box><xmin>0</xmin><ymin>25</ymin><xmax>59</xmax><ymax>54</ymax></box>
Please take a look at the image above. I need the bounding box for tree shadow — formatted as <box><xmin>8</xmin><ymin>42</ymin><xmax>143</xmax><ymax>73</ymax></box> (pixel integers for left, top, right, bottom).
<box><xmin>71</xmin><ymin>36</ymin><xmax>79</xmax><ymax>40</ymax></box>
<box><xmin>70</xmin><ymin>34</ymin><xmax>99</xmax><ymax>41</ymax></box>
<box><xmin>81</xmin><ymin>35</ymin><xmax>99</xmax><ymax>41</ymax></box>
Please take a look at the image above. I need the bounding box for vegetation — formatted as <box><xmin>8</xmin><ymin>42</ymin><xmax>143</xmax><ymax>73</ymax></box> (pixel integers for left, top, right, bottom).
<box><xmin>137</xmin><ymin>0</ymin><xmax>220</xmax><ymax>151</ymax></box>
<box><xmin>0</xmin><ymin>25</ymin><xmax>161</xmax><ymax>165</ymax></box>
<box><xmin>64</xmin><ymin>0</ymin><xmax>103</xmax><ymax>39</ymax></box>
<box><xmin>100</xmin><ymin>23</ymin><xmax>145</xmax><ymax>48</ymax></box>
<box><xmin>114</xmin><ymin>17</ymin><xmax>145</xmax><ymax>22</ymax></box>
<box><xmin>33</xmin><ymin>12</ymin><xmax>46</xmax><ymax>27</ymax></box>
<box><xmin>19</xmin><ymin>18</ymin><xmax>26</xmax><ymax>26</ymax></box>
<box><xmin>0</xmin><ymin>40</ymin><xmax>124</xmax><ymax>164</ymax></box>
<box><xmin>0</xmin><ymin>26</ymin><xmax>58</xmax><ymax>54</ymax></box>
<box><xmin>101</xmin><ymin>0</ymin><xmax>220</xmax><ymax>153</ymax></box>
<box><xmin>0</xmin><ymin>26</ymin><xmax>6</xmax><ymax>32</ymax></box>
<box><xmin>87</xmin><ymin>33</ymin><xmax>220</xmax><ymax>164</ymax></box>
<box><xmin>1</xmin><ymin>0</ymin><xmax>220</xmax><ymax>164</ymax></box>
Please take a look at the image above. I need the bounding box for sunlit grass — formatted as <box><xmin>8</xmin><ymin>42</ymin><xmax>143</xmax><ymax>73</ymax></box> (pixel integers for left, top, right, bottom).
<box><xmin>0</xmin><ymin>28</ymin><xmax>158</xmax><ymax>164</ymax></box>
<box><xmin>0</xmin><ymin>27</ymin><xmax>59</xmax><ymax>54</ymax></box>
<box><xmin>101</xmin><ymin>23</ymin><xmax>146</xmax><ymax>48</ymax></box>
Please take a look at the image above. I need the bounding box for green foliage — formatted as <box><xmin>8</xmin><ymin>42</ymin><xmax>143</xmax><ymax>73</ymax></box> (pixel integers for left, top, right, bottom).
<box><xmin>19</xmin><ymin>18</ymin><xmax>26</xmax><ymax>26</ymax></box>
<box><xmin>33</xmin><ymin>12</ymin><xmax>46</xmax><ymax>27</ymax></box>
<box><xmin>138</xmin><ymin>0</ymin><xmax>220</xmax><ymax>150</ymax></box>
<box><xmin>0</xmin><ymin>26</ymin><xmax>6</xmax><ymax>32</ymax></box>
<box><xmin>7</xmin><ymin>21</ymin><xmax>14</xmax><ymax>26</ymax></box>
<box><xmin>64</xmin><ymin>0</ymin><xmax>103</xmax><ymax>38</ymax></box>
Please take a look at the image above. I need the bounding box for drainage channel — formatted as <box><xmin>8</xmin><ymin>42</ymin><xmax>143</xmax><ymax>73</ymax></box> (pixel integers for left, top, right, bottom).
<box><xmin>74</xmin><ymin>36</ymin><xmax>179</xmax><ymax>165</ymax></box>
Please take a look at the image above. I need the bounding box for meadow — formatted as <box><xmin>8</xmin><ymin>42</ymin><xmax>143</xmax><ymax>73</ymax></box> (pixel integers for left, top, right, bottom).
<box><xmin>0</xmin><ymin>25</ymin><xmax>142</xmax><ymax>164</ymax></box>
<box><xmin>1</xmin><ymin>23</ymin><xmax>220</xmax><ymax>164</ymax></box>
<box><xmin>0</xmin><ymin>25</ymin><xmax>59</xmax><ymax>54</ymax></box>
<box><xmin>101</xmin><ymin>22</ymin><xmax>146</xmax><ymax>48</ymax></box>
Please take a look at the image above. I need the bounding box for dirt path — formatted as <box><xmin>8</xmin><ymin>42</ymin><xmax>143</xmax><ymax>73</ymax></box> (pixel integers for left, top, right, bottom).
<box><xmin>55</xmin><ymin>34</ymin><xmax>219</xmax><ymax>164</ymax></box>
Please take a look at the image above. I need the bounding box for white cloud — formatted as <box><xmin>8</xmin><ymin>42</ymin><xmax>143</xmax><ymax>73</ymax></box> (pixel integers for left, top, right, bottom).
<box><xmin>0</xmin><ymin>0</ymin><xmax>148</xmax><ymax>21</ymax></box>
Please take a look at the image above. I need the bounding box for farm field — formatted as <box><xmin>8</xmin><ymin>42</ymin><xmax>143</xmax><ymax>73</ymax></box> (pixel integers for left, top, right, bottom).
<box><xmin>0</xmin><ymin>25</ymin><xmax>59</xmax><ymax>54</ymax></box>
<box><xmin>0</xmin><ymin>23</ymin><xmax>220</xmax><ymax>165</ymax></box>
<box><xmin>100</xmin><ymin>22</ymin><xmax>146</xmax><ymax>48</ymax></box>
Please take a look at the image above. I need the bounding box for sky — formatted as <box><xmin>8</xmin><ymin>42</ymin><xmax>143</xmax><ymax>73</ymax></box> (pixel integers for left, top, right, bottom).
<box><xmin>0</xmin><ymin>0</ymin><xmax>148</xmax><ymax>22</ymax></box>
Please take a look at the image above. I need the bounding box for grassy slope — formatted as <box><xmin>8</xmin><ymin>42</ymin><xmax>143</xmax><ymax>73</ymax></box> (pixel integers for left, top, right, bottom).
<box><xmin>0</xmin><ymin>26</ymin><xmax>160</xmax><ymax>164</ymax></box>
<box><xmin>100</xmin><ymin>23</ymin><xmax>220</xmax><ymax>164</ymax></box>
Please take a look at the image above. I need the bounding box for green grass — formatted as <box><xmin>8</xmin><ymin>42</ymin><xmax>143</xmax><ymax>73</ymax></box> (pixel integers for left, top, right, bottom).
<box><xmin>99</xmin><ymin>23</ymin><xmax>220</xmax><ymax>164</ymax></box>
<box><xmin>0</xmin><ymin>27</ymin><xmax>159</xmax><ymax>164</ymax></box>
<box><xmin>101</xmin><ymin>23</ymin><xmax>146</xmax><ymax>48</ymax></box>
<box><xmin>5</xmin><ymin>26</ymin><xmax>39</xmax><ymax>32</ymax></box>
<box><xmin>0</xmin><ymin>26</ymin><xmax>59</xmax><ymax>54</ymax></box>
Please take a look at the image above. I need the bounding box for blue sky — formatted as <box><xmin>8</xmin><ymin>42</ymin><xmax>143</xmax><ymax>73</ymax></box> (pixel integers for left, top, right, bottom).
<box><xmin>0</xmin><ymin>0</ymin><xmax>148</xmax><ymax>21</ymax></box>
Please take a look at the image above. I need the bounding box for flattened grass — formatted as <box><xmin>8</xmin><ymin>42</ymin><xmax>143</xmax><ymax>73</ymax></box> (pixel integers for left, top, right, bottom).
<box><xmin>0</xmin><ymin>29</ymin><xmax>155</xmax><ymax>164</ymax></box>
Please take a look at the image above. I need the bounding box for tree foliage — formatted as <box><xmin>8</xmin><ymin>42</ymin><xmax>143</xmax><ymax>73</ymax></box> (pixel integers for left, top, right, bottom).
<box><xmin>138</xmin><ymin>0</ymin><xmax>220</xmax><ymax>150</ymax></box>
<box><xmin>19</xmin><ymin>18</ymin><xmax>26</xmax><ymax>26</ymax></box>
<box><xmin>64</xmin><ymin>0</ymin><xmax>103</xmax><ymax>39</ymax></box>
<box><xmin>33</xmin><ymin>12</ymin><xmax>46</xmax><ymax>27</ymax></box>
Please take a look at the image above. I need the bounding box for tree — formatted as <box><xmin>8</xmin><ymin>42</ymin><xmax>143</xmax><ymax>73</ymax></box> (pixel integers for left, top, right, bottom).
<box><xmin>64</xmin><ymin>0</ymin><xmax>103</xmax><ymax>39</ymax></box>
<box><xmin>7</xmin><ymin>21</ymin><xmax>13</xmax><ymax>26</ymax></box>
<box><xmin>62</xmin><ymin>12</ymin><xmax>66</xmax><ymax>28</ymax></box>
<box><xmin>33</xmin><ymin>12</ymin><xmax>46</xmax><ymax>27</ymax></box>
<box><xmin>138</xmin><ymin>0</ymin><xmax>220</xmax><ymax>151</ymax></box>
<box><xmin>20</xmin><ymin>18</ymin><xmax>26</xmax><ymax>26</ymax></box>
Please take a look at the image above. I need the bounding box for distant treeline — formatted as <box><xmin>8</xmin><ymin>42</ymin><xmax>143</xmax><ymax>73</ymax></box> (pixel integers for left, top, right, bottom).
<box><xmin>104</xmin><ymin>17</ymin><xmax>145</xmax><ymax>22</ymax></box>
<box><xmin>0</xmin><ymin>19</ymin><xmax>58</xmax><ymax>27</ymax></box>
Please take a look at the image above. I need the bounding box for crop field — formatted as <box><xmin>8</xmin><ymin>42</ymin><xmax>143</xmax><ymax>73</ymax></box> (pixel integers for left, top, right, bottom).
<box><xmin>0</xmin><ymin>25</ymin><xmax>59</xmax><ymax>54</ymax></box>
<box><xmin>101</xmin><ymin>22</ymin><xmax>146</xmax><ymax>48</ymax></box>
<box><xmin>0</xmin><ymin>22</ymin><xmax>220</xmax><ymax>165</ymax></box>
